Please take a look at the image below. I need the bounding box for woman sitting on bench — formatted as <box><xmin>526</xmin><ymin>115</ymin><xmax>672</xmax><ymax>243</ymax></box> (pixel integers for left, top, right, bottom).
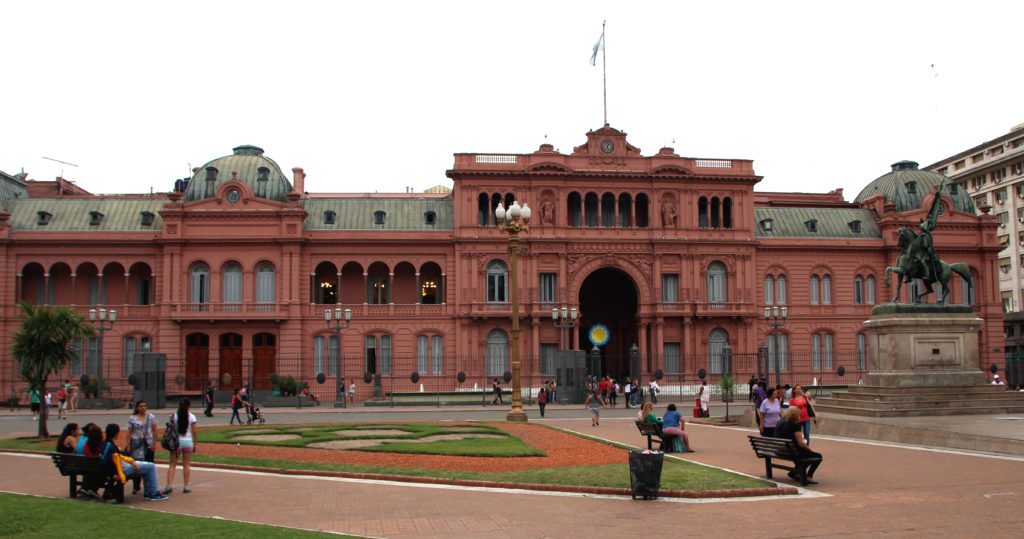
<box><xmin>99</xmin><ymin>423</ymin><xmax>168</xmax><ymax>502</ymax></box>
<box><xmin>639</xmin><ymin>402</ymin><xmax>694</xmax><ymax>452</ymax></box>
<box><xmin>775</xmin><ymin>406</ymin><xmax>823</xmax><ymax>484</ymax></box>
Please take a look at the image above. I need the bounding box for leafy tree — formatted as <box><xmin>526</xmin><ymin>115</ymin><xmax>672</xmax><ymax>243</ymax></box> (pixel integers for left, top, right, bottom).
<box><xmin>719</xmin><ymin>374</ymin><xmax>735</xmax><ymax>422</ymax></box>
<box><xmin>12</xmin><ymin>302</ymin><xmax>94</xmax><ymax>437</ymax></box>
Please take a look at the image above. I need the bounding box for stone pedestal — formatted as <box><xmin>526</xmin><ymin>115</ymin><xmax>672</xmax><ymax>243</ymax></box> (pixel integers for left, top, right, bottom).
<box><xmin>863</xmin><ymin>304</ymin><xmax>986</xmax><ymax>387</ymax></box>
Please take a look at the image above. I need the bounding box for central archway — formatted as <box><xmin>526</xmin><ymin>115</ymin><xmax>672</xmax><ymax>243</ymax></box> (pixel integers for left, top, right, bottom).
<box><xmin>578</xmin><ymin>267</ymin><xmax>639</xmax><ymax>379</ymax></box>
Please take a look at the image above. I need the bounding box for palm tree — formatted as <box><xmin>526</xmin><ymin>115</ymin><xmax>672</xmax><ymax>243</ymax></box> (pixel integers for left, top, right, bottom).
<box><xmin>12</xmin><ymin>302</ymin><xmax>94</xmax><ymax>437</ymax></box>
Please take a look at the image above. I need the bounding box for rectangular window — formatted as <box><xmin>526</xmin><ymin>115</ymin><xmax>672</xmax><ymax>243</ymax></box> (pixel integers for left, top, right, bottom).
<box><xmin>664</xmin><ymin>342</ymin><xmax>681</xmax><ymax>373</ymax></box>
<box><xmin>810</xmin><ymin>276</ymin><xmax>820</xmax><ymax>305</ymax></box>
<box><xmin>857</xmin><ymin>334</ymin><xmax>866</xmax><ymax>370</ymax></box>
<box><xmin>767</xmin><ymin>334</ymin><xmax>788</xmax><ymax>372</ymax></box>
<box><xmin>998</xmin><ymin>212</ymin><xmax>1009</xmax><ymax>225</ymax></box>
<box><xmin>417</xmin><ymin>335</ymin><xmax>429</xmax><ymax>374</ymax></box>
<box><xmin>88</xmin><ymin>277</ymin><xmax>100</xmax><ymax>305</ymax></box>
<box><xmin>539</xmin><ymin>273</ymin><xmax>557</xmax><ymax>303</ymax></box>
<box><xmin>380</xmin><ymin>335</ymin><xmax>392</xmax><ymax>375</ymax></box>
<box><xmin>993</xmin><ymin>168</ymin><xmax>1006</xmax><ymax>182</ymax></box>
<box><xmin>822</xmin><ymin>275</ymin><xmax>832</xmax><ymax>304</ymax></box>
<box><xmin>995</xmin><ymin>187</ymin><xmax>1008</xmax><ymax>203</ymax></box>
<box><xmin>87</xmin><ymin>337</ymin><xmax>99</xmax><ymax>376</ymax></box>
<box><xmin>313</xmin><ymin>336</ymin><xmax>325</xmax><ymax>376</ymax></box>
<box><xmin>866</xmin><ymin>276</ymin><xmax>876</xmax><ymax>304</ymax></box>
<box><xmin>764</xmin><ymin>276</ymin><xmax>774</xmax><ymax>305</ymax></box>
<box><xmin>1013</xmin><ymin>162</ymin><xmax>1024</xmax><ymax>176</ymax></box>
<box><xmin>365</xmin><ymin>335</ymin><xmax>376</xmax><ymax>374</ymax></box>
<box><xmin>662</xmin><ymin>274</ymin><xmax>679</xmax><ymax>302</ymax></box>
<box><xmin>540</xmin><ymin>343</ymin><xmax>557</xmax><ymax>375</ymax></box>
<box><xmin>223</xmin><ymin>271</ymin><xmax>242</xmax><ymax>304</ymax></box>
<box><xmin>954</xmin><ymin>160</ymin><xmax>965</xmax><ymax>170</ymax></box>
<box><xmin>328</xmin><ymin>335</ymin><xmax>339</xmax><ymax>376</ymax></box>
<box><xmin>71</xmin><ymin>339</ymin><xmax>83</xmax><ymax>376</ymax></box>
<box><xmin>854</xmin><ymin>277</ymin><xmax>864</xmax><ymax>305</ymax></box>
<box><xmin>824</xmin><ymin>334</ymin><xmax>833</xmax><ymax>369</ymax></box>
<box><xmin>487</xmin><ymin>273</ymin><xmax>507</xmax><ymax>302</ymax></box>
<box><xmin>812</xmin><ymin>334</ymin><xmax>821</xmax><ymax>370</ymax></box>
<box><xmin>971</xmin><ymin>153</ymin><xmax>984</xmax><ymax>163</ymax></box>
<box><xmin>431</xmin><ymin>335</ymin><xmax>443</xmax><ymax>375</ymax></box>
<box><xmin>777</xmin><ymin>276</ymin><xmax>787</xmax><ymax>305</ymax></box>
<box><xmin>256</xmin><ymin>269</ymin><xmax>275</xmax><ymax>303</ymax></box>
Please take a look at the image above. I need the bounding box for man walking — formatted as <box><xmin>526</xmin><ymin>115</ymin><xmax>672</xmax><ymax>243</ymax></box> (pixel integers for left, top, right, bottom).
<box><xmin>203</xmin><ymin>381</ymin><xmax>215</xmax><ymax>417</ymax></box>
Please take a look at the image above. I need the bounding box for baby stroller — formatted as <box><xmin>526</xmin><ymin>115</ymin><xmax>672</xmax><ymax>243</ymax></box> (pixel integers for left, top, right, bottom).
<box><xmin>244</xmin><ymin>399</ymin><xmax>266</xmax><ymax>424</ymax></box>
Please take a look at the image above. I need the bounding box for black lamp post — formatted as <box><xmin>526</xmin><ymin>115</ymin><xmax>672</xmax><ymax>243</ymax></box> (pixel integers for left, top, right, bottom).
<box><xmin>551</xmin><ymin>305</ymin><xmax>579</xmax><ymax>351</ymax></box>
<box><xmin>88</xmin><ymin>308</ymin><xmax>116</xmax><ymax>409</ymax></box>
<box><xmin>495</xmin><ymin>200</ymin><xmax>531</xmax><ymax>423</ymax></box>
<box><xmin>764</xmin><ymin>305</ymin><xmax>787</xmax><ymax>387</ymax></box>
<box><xmin>325</xmin><ymin>307</ymin><xmax>352</xmax><ymax>407</ymax></box>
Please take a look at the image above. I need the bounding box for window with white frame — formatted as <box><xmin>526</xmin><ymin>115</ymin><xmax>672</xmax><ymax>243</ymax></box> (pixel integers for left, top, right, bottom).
<box><xmin>706</xmin><ymin>262</ymin><xmax>728</xmax><ymax>302</ymax></box>
<box><xmin>256</xmin><ymin>263</ymin><xmax>276</xmax><ymax>303</ymax></box>
<box><xmin>486</xmin><ymin>329</ymin><xmax>509</xmax><ymax>376</ymax></box>
<box><xmin>415</xmin><ymin>335</ymin><xmax>444</xmax><ymax>375</ymax></box>
<box><xmin>365</xmin><ymin>334</ymin><xmax>392</xmax><ymax>375</ymax></box>
<box><xmin>222</xmin><ymin>263</ymin><xmax>242</xmax><ymax>304</ymax></box>
<box><xmin>487</xmin><ymin>261</ymin><xmax>508</xmax><ymax>302</ymax></box>
<box><xmin>190</xmin><ymin>264</ymin><xmax>210</xmax><ymax>304</ymax></box>
<box><xmin>766</xmin><ymin>333</ymin><xmax>788</xmax><ymax>372</ymax></box>
<box><xmin>539</xmin><ymin>272</ymin><xmax>557</xmax><ymax>303</ymax></box>
<box><xmin>662</xmin><ymin>274</ymin><xmax>679</xmax><ymax>302</ymax></box>
<box><xmin>313</xmin><ymin>334</ymin><xmax>339</xmax><ymax>376</ymax></box>
<box><xmin>664</xmin><ymin>342</ymin><xmax>681</xmax><ymax>373</ymax></box>
<box><xmin>777</xmin><ymin>275</ymin><xmax>787</xmax><ymax>304</ymax></box>
<box><xmin>866</xmin><ymin>275</ymin><xmax>876</xmax><ymax>304</ymax></box>
<box><xmin>764</xmin><ymin>276</ymin><xmax>775</xmax><ymax>305</ymax></box>
<box><xmin>707</xmin><ymin>328</ymin><xmax>729</xmax><ymax>374</ymax></box>
<box><xmin>810</xmin><ymin>275</ymin><xmax>820</xmax><ymax>304</ymax></box>
<box><xmin>961</xmin><ymin>274</ymin><xmax>975</xmax><ymax>305</ymax></box>
<box><xmin>855</xmin><ymin>276</ymin><xmax>864</xmax><ymax>304</ymax></box>
<box><xmin>812</xmin><ymin>332</ymin><xmax>833</xmax><ymax>370</ymax></box>
<box><xmin>540</xmin><ymin>343</ymin><xmax>557</xmax><ymax>375</ymax></box>
<box><xmin>822</xmin><ymin>275</ymin><xmax>832</xmax><ymax>304</ymax></box>
<box><xmin>122</xmin><ymin>335</ymin><xmax>151</xmax><ymax>376</ymax></box>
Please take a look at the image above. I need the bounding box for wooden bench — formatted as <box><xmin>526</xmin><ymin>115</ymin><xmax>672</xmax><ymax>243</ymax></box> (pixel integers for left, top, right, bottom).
<box><xmin>747</xmin><ymin>435</ymin><xmax>820</xmax><ymax>486</ymax></box>
<box><xmin>50</xmin><ymin>452</ymin><xmax>124</xmax><ymax>503</ymax></box>
<box><xmin>635</xmin><ymin>420</ymin><xmax>681</xmax><ymax>452</ymax></box>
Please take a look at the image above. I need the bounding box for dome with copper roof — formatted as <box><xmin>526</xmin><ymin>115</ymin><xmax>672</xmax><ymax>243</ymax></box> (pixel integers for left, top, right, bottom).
<box><xmin>184</xmin><ymin>145</ymin><xmax>292</xmax><ymax>202</ymax></box>
<box><xmin>854</xmin><ymin>160</ymin><xmax>974</xmax><ymax>213</ymax></box>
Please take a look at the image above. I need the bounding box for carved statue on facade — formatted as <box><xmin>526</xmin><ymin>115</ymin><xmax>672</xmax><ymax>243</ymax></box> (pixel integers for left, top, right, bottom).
<box><xmin>884</xmin><ymin>179</ymin><xmax>973</xmax><ymax>303</ymax></box>
<box><xmin>540</xmin><ymin>199</ymin><xmax>555</xmax><ymax>225</ymax></box>
<box><xmin>661</xmin><ymin>202</ymin><xmax>677</xmax><ymax>227</ymax></box>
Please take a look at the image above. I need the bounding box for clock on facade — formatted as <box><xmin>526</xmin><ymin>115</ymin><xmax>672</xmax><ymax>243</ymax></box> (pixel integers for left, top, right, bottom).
<box><xmin>600</xmin><ymin>140</ymin><xmax>615</xmax><ymax>154</ymax></box>
<box><xmin>226</xmin><ymin>189</ymin><xmax>241</xmax><ymax>203</ymax></box>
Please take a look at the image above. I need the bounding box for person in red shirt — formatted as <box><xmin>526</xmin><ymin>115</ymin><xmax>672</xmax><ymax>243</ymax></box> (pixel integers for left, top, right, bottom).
<box><xmin>787</xmin><ymin>384</ymin><xmax>818</xmax><ymax>445</ymax></box>
<box><xmin>56</xmin><ymin>387</ymin><xmax>68</xmax><ymax>420</ymax></box>
<box><xmin>598</xmin><ymin>377</ymin><xmax>611</xmax><ymax>402</ymax></box>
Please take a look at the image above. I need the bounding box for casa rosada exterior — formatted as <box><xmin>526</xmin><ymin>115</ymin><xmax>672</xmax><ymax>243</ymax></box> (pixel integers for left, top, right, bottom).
<box><xmin>0</xmin><ymin>125</ymin><xmax>1005</xmax><ymax>403</ymax></box>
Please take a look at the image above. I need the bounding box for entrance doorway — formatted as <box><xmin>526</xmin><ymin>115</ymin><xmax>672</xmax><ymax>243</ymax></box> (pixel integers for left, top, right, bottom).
<box><xmin>219</xmin><ymin>333</ymin><xmax>242</xmax><ymax>389</ymax></box>
<box><xmin>578</xmin><ymin>267</ymin><xmax>639</xmax><ymax>379</ymax></box>
<box><xmin>184</xmin><ymin>333</ymin><xmax>209</xmax><ymax>391</ymax></box>
<box><xmin>252</xmin><ymin>333</ymin><xmax>277</xmax><ymax>390</ymax></box>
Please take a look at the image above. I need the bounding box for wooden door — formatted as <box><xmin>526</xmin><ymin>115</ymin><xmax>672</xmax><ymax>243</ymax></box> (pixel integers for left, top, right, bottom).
<box><xmin>185</xmin><ymin>333</ymin><xmax>209</xmax><ymax>391</ymax></box>
<box><xmin>218</xmin><ymin>333</ymin><xmax>243</xmax><ymax>389</ymax></box>
<box><xmin>252</xmin><ymin>333</ymin><xmax>277</xmax><ymax>390</ymax></box>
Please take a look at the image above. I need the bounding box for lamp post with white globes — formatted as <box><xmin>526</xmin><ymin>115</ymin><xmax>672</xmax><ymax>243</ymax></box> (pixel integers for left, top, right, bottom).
<box><xmin>325</xmin><ymin>307</ymin><xmax>352</xmax><ymax>407</ymax></box>
<box><xmin>495</xmin><ymin>200</ymin><xmax>531</xmax><ymax>423</ymax></box>
<box><xmin>551</xmin><ymin>306</ymin><xmax>580</xmax><ymax>351</ymax></box>
<box><xmin>764</xmin><ymin>305</ymin><xmax>787</xmax><ymax>387</ymax></box>
<box><xmin>88</xmin><ymin>308</ymin><xmax>116</xmax><ymax>409</ymax></box>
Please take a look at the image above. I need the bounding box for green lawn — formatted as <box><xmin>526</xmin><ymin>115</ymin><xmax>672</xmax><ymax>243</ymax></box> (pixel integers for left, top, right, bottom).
<box><xmin>0</xmin><ymin>492</ymin><xmax>352</xmax><ymax>538</ymax></box>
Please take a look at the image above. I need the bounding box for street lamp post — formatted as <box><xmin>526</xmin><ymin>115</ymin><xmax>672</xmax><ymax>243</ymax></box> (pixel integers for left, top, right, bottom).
<box><xmin>496</xmin><ymin>200</ymin><xmax>531</xmax><ymax>423</ymax></box>
<box><xmin>551</xmin><ymin>305</ymin><xmax>579</xmax><ymax>351</ymax></box>
<box><xmin>325</xmin><ymin>307</ymin><xmax>352</xmax><ymax>407</ymax></box>
<box><xmin>763</xmin><ymin>306</ymin><xmax>787</xmax><ymax>387</ymax></box>
<box><xmin>88</xmin><ymin>308</ymin><xmax>116</xmax><ymax>409</ymax></box>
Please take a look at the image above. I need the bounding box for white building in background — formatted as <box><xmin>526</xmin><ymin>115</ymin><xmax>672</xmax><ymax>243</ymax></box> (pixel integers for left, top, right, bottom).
<box><xmin>925</xmin><ymin>123</ymin><xmax>1024</xmax><ymax>353</ymax></box>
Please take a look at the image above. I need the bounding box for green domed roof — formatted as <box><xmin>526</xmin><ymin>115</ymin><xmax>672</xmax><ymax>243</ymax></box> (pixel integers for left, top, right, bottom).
<box><xmin>184</xmin><ymin>145</ymin><xmax>292</xmax><ymax>202</ymax></box>
<box><xmin>855</xmin><ymin>161</ymin><xmax>974</xmax><ymax>213</ymax></box>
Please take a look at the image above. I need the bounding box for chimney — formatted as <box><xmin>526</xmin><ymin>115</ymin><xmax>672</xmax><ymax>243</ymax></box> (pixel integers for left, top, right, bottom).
<box><xmin>292</xmin><ymin>167</ymin><xmax>305</xmax><ymax>194</ymax></box>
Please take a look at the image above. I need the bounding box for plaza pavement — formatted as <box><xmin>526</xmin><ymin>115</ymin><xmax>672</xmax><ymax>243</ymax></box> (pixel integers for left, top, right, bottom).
<box><xmin>1</xmin><ymin>403</ymin><xmax>1023</xmax><ymax>538</ymax></box>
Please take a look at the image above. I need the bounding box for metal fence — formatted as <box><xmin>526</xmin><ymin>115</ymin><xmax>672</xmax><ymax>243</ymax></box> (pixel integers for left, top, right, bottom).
<box><xmin>5</xmin><ymin>347</ymin><xmax>1010</xmax><ymax>409</ymax></box>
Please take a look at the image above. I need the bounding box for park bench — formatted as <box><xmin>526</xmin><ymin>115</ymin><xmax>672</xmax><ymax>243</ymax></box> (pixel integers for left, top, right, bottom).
<box><xmin>50</xmin><ymin>452</ymin><xmax>124</xmax><ymax>503</ymax></box>
<box><xmin>635</xmin><ymin>420</ymin><xmax>681</xmax><ymax>452</ymax></box>
<box><xmin>747</xmin><ymin>435</ymin><xmax>820</xmax><ymax>486</ymax></box>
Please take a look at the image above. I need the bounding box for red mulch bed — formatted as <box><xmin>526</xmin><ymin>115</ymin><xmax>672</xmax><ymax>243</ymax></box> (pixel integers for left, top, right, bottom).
<box><xmin>200</xmin><ymin>423</ymin><xmax>625</xmax><ymax>472</ymax></box>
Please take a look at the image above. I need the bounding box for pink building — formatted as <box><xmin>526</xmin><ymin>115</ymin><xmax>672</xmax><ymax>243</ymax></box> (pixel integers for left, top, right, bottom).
<box><xmin>0</xmin><ymin>125</ymin><xmax>1003</xmax><ymax>404</ymax></box>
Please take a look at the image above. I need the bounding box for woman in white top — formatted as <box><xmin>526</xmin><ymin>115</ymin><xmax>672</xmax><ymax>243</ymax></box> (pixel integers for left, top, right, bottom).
<box><xmin>164</xmin><ymin>398</ymin><xmax>198</xmax><ymax>494</ymax></box>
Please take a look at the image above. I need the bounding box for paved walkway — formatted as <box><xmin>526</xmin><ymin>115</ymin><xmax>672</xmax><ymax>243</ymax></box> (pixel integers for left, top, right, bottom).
<box><xmin>2</xmin><ymin>410</ymin><xmax>1024</xmax><ymax>537</ymax></box>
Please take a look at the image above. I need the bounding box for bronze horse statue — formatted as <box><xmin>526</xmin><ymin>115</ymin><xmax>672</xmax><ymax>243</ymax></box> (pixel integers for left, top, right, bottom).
<box><xmin>884</xmin><ymin>226</ymin><xmax>973</xmax><ymax>304</ymax></box>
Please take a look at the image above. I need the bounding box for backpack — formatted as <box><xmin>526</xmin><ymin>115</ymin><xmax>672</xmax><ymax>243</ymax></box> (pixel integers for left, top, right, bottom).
<box><xmin>161</xmin><ymin>418</ymin><xmax>180</xmax><ymax>452</ymax></box>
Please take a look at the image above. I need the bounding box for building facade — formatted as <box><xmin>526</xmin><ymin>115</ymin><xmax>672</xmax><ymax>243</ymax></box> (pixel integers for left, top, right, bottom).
<box><xmin>0</xmin><ymin>125</ymin><xmax>1005</xmax><ymax>403</ymax></box>
<box><xmin>924</xmin><ymin>123</ymin><xmax>1024</xmax><ymax>353</ymax></box>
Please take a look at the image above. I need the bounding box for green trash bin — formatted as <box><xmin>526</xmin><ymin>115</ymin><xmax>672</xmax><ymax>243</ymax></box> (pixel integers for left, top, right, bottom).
<box><xmin>628</xmin><ymin>450</ymin><xmax>664</xmax><ymax>500</ymax></box>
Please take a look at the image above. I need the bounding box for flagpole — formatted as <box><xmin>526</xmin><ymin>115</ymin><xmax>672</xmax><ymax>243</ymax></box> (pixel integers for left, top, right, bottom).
<box><xmin>602</xmin><ymin>20</ymin><xmax>607</xmax><ymax>125</ymax></box>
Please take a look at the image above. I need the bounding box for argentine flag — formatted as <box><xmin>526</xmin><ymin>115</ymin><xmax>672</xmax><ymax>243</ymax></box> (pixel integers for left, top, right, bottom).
<box><xmin>590</xmin><ymin>30</ymin><xmax>604</xmax><ymax>66</ymax></box>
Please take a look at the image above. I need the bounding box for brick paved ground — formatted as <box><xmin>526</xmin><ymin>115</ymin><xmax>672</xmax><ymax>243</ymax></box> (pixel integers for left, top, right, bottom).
<box><xmin>2</xmin><ymin>413</ymin><xmax>1023</xmax><ymax>537</ymax></box>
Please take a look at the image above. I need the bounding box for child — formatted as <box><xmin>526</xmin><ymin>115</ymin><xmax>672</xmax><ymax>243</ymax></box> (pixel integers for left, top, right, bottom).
<box><xmin>583</xmin><ymin>390</ymin><xmax>606</xmax><ymax>426</ymax></box>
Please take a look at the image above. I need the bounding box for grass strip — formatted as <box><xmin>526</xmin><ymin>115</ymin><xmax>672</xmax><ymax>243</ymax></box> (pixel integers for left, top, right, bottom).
<box><xmin>0</xmin><ymin>492</ymin><xmax>351</xmax><ymax>538</ymax></box>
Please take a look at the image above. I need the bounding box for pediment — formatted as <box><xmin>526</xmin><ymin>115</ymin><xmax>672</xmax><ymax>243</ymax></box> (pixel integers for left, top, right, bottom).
<box><xmin>572</xmin><ymin>124</ymin><xmax>642</xmax><ymax>157</ymax></box>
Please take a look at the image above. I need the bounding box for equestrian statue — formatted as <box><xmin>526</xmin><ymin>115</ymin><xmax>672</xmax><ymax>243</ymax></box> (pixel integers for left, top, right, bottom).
<box><xmin>884</xmin><ymin>178</ymin><xmax>974</xmax><ymax>304</ymax></box>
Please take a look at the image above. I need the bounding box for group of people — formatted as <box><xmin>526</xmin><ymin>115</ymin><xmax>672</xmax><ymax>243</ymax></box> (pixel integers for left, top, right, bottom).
<box><xmin>29</xmin><ymin>380</ymin><xmax>79</xmax><ymax>421</ymax></box>
<box><xmin>752</xmin><ymin>379</ymin><xmax>823</xmax><ymax>484</ymax></box>
<box><xmin>587</xmin><ymin>375</ymin><xmax>662</xmax><ymax>409</ymax></box>
<box><xmin>55</xmin><ymin>398</ymin><xmax>199</xmax><ymax>503</ymax></box>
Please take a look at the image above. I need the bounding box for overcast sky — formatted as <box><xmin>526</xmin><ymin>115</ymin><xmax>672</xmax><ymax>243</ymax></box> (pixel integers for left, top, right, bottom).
<box><xmin>4</xmin><ymin>1</ymin><xmax>1023</xmax><ymax>200</ymax></box>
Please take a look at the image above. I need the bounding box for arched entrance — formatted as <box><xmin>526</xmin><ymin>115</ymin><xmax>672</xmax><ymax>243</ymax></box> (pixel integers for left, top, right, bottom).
<box><xmin>578</xmin><ymin>267</ymin><xmax>639</xmax><ymax>378</ymax></box>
